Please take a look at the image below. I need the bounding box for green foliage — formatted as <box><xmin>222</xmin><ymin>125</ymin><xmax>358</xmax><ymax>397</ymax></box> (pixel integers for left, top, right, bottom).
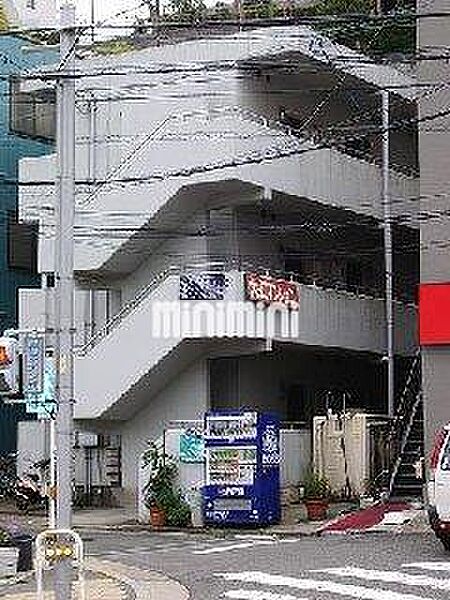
<box><xmin>167</xmin><ymin>0</ymin><xmax>207</xmax><ymax>22</ymax></box>
<box><xmin>94</xmin><ymin>40</ymin><xmax>134</xmax><ymax>56</ymax></box>
<box><xmin>303</xmin><ymin>470</ymin><xmax>330</xmax><ymax>499</ymax></box>
<box><xmin>0</xmin><ymin>528</ymin><xmax>12</xmax><ymax>547</ymax></box>
<box><xmin>295</xmin><ymin>0</ymin><xmax>416</xmax><ymax>58</ymax></box>
<box><xmin>208</xmin><ymin>2</ymin><xmax>235</xmax><ymax>20</ymax></box>
<box><xmin>242</xmin><ymin>0</ymin><xmax>283</xmax><ymax>20</ymax></box>
<box><xmin>142</xmin><ymin>442</ymin><xmax>191</xmax><ymax>527</ymax></box>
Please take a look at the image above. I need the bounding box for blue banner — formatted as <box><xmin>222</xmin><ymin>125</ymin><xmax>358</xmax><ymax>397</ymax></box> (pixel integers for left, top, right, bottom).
<box><xmin>180</xmin><ymin>273</ymin><xmax>226</xmax><ymax>300</ymax></box>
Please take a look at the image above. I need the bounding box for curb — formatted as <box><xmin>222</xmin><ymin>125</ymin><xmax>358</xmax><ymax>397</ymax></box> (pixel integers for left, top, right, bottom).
<box><xmin>87</xmin><ymin>558</ymin><xmax>190</xmax><ymax>600</ymax></box>
<box><xmin>0</xmin><ymin>570</ymin><xmax>34</xmax><ymax>589</ymax></box>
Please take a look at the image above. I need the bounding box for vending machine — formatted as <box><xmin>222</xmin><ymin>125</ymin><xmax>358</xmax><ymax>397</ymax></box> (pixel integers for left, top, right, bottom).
<box><xmin>202</xmin><ymin>410</ymin><xmax>281</xmax><ymax>526</ymax></box>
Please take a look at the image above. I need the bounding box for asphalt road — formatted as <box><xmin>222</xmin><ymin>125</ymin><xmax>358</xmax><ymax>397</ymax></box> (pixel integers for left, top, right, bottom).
<box><xmin>84</xmin><ymin>529</ymin><xmax>450</xmax><ymax>600</ymax></box>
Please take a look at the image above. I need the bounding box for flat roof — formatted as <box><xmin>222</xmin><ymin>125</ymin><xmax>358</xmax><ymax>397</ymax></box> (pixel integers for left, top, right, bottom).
<box><xmin>25</xmin><ymin>25</ymin><xmax>416</xmax><ymax>101</ymax></box>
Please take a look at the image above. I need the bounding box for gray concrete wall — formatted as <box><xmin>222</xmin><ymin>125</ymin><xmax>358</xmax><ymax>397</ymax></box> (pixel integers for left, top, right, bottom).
<box><xmin>119</xmin><ymin>359</ymin><xmax>209</xmax><ymax>499</ymax></box>
<box><xmin>210</xmin><ymin>347</ymin><xmax>388</xmax><ymax>419</ymax></box>
<box><xmin>419</xmin><ymin>1</ymin><xmax>450</xmax><ymax>451</ymax></box>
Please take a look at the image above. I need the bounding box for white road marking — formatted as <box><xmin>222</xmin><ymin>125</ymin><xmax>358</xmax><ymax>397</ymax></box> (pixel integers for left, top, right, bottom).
<box><xmin>225</xmin><ymin>590</ymin><xmax>308</xmax><ymax>599</ymax></box>
<box><xmin>194</xmin><ymin>541</ymin><xmax>276</xmax><ymax>555</ymax></box>
<box><xmin>314</xmin><ymin>567</ymin><xmax>450</xmax><ymax>592</ymax></box>
<box><xmin>404</xmin><ymin>563</ymin><xmax>450</xmax><ymax>572</ymax></box>
<box><xmin>216</xmin><ymin>571</ymin><xmax>435</xmax><ymax>600</ymax></box>
<box><xmin>235</xmin><ymin>535</ymin><xmax>277</xmax><ymax>541</ymax></box>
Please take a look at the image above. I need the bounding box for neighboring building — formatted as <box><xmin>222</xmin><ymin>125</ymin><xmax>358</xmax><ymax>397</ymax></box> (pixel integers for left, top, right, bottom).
<box><xmin>418</xmin><ymin>1</ymin><xmax>450</xmax><ymax>451</ymax></box>
<box><xmin>0</xmin><ymin>7</ymin><xmax>57</xmax><ymax>454</ymax></box>
<box><xmin>18</xmin><ymin>25</ymin><xmax>419</xmax><ymax>505</ymax></box>
<box><xmin>0</xmin><ymin>0</ymin><xmax>57</xmax><ymax>29</ymax></box>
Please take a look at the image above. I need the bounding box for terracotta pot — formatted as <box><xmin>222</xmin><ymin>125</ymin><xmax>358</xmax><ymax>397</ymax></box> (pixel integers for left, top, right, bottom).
<box><xmin>304</xmin><ymin>499</ymin><xmax>328</xmax><ymax>521</ymax></box>
<box><xmin>149</xmin><ymin>506</ymin><xmax>166</xmax><ymax>529</ymax></box>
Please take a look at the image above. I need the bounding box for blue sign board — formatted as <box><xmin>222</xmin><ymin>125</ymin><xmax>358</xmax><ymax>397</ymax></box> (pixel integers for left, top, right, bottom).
<box><xmin>25</xmin><ymin>357</ymin><xmax>56</xmax><ymax>419</ymax></box>
<box><xmin>24</xmin><ymin>335</ymin><xmax>45</xmax><ymax>395</ymax></box>
<box><xmin>179</xmin><ymin>432</ymin><xmax>204</xmax><ymax>463</ymax></box>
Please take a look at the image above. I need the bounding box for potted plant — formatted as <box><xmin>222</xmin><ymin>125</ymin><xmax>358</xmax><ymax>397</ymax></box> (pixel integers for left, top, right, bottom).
<box><xmin>142</xmin><ymin>442</ymin><xmax>191</xmax><ymax>529</ymax></box>
<box><xmin>303</xmin><ymin>471</ymin><xmax>330</xmax><ymax>521</ymax></box>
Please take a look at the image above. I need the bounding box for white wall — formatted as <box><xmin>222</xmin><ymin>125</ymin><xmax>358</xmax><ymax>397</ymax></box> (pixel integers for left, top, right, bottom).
<box><xmin>18</xmin><ymin>287</ymin><xmax>112</xmax><ymax>348</ymax></box>
<box><xmin>11</xmin><ymin>0</ymin><xmax>57</xmax><ymax>28</ymax></box>
<box><xmin>119</xmin><ymin>359</ymin><xmax>208</xmax><ymax>500</ymax></box>
<box><xmin>17</xmin><ymin>421</ymin><xmax>47</xmax><ymax>478</ymax></box>
<box><xmin>120</xmin><ymin>211</ymin><xmax>208</xmax><ymax>305</ymax></box>
<box><xmin>18</xmin><ymin>29</ymin><xmax>417</xmax><ymax>276</ymax></box>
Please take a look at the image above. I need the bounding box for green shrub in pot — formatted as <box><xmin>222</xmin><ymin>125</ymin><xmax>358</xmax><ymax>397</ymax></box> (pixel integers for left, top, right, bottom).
<box><xmin>142</xmin><ymin>442</ymin><xmax>191</xmax><ymax>528</ymax></box>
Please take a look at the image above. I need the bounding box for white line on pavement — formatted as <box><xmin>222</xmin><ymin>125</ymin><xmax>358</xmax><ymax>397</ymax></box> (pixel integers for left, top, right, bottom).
<box><xmin>215</xmin><ymin>571</ymin><xmax>435</xmax><ymax>600</ymax></box>
<box><xmin>234</xmin><ymin>535</ymin><xmax>277</xmax><ymax>541</ymax></box>
<box><xmin>225</xmin><ymin>590</ymin><xmax>308</xmax><ymax>599</ymax></box>
<box><xmin>403</xmin><ymin>563</ymin><xmax>450</xmax><ymax>572</ymax></box>
<box><xmin>194</xmin><ymin>541</ymin><xmax>276</xmax><ymax>555</ymax></box>
<box><xmin>313</xmin><ymin>567</ymin><xmax>450</xmax><ymax>592</ymax></box>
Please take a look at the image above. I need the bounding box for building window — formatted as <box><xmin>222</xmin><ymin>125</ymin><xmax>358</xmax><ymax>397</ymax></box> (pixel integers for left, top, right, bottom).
<box><xmin>7</xmin><ymin>212</ymin><xmax>38</xmax><ymax>273</ymax></box>
<box><xmin>10</xmin><ymin>78</ymin><xmax>56</xmax><ymax>142</ymax></box>
<box><xmin>26</xmin><ymin>0</ymin><xmax>36</xmax><ymax>9</ymax></box>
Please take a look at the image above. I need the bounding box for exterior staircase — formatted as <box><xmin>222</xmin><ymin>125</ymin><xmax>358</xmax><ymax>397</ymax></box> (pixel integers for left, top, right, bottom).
<box><xmin>388</xmin><ymin>352</ymin><xmax>424</xmax><ymax>499</ymax></box>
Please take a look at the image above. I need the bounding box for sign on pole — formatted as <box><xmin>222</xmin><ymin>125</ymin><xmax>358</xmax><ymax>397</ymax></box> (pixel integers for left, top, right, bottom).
<box><xmin>26</xmin><ymin>357</ymin><xmax>56</xmax><ymax>419</ymax></box>
<box><xmin>23</xmin><ymin>335</ymin><xmax>45</xmax><ymax>395</ymax></box>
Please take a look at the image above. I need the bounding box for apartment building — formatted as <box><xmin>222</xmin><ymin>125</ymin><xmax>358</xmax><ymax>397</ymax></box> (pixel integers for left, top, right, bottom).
<box><xmin>0</xmin><ymin>8</ymin><xmax>57</xmax><ymax>454</ymax></box>
<box><xmin>0</xmin><ymin>0</ymin><xmax>56</xmax><ymax>29</ymax></box>
<box><xmin>17</xmin><ymin>25</ymin><xmax>419</xmax><ymax>502</ymax></box>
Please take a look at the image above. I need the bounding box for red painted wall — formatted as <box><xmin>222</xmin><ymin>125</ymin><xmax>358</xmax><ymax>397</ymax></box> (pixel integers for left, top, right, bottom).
<box><xmin>419</xmin><ymin>283</ymin><xmax>450</xmax><ymax>345</ymax></box>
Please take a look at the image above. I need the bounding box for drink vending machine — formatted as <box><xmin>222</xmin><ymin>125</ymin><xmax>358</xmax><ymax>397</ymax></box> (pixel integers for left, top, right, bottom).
<box><xmin>202</xmin><ymin>410</ymin><xmax>281</xmax><ymax>526</ymax></box>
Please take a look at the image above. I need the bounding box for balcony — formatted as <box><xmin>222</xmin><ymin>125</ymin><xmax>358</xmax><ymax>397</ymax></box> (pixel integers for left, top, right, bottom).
<box><xmin>71</xmin><ymin>269</ymin><xmax>416</xmax><ymax>420</ymax></box>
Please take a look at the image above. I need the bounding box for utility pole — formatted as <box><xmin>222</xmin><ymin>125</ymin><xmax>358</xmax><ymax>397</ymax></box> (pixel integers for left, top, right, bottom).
<box><xmin>54</xmin><ymin>3</ymin><xmax>76</xmax><ymax>598</ymax></box>
<box><xmin>91</xmin><ymin>0</ymin><xmax>95</xmax><ymax>45</ymax></box>
<box><xmin>382</xmin><ymin>89</ymin><xmax>394</xmax><ymax>418</ymax></box>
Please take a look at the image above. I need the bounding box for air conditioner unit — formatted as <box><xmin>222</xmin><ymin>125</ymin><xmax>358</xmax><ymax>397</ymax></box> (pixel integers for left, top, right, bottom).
<box><xmin>77</xmin><ymin>432</ymin><xmax>98</xmax><ymax>448</ymax></box>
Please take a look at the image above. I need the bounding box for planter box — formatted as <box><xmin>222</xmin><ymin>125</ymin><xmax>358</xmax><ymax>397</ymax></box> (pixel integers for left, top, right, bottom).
<box><xmin>0</xmin><ymin>547</ymin><xmax>18</xmax><ymax>578</ymax></box>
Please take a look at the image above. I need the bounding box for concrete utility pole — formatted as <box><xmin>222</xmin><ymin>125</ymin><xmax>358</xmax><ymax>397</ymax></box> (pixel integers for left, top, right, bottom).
<box><xmin>91</xmin><ymin>0</ymin><xmax>95</xmax><ymax>44</ymax></box>
<box><xmin>54</xmin><ymin>3</ymin><xmax>76</xmax><ymax>597</ymax></box>
<box><xmin>382</xmin><ymin>89</ymin><xmax>394</xmax><ymax>418</ymax></box>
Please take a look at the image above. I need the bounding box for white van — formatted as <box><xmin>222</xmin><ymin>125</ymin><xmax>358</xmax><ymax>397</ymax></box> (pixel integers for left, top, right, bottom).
<box><xmin>428</xmin><ymin>424</ymin><xmax>450</xmax><ymax>550</ymax></box>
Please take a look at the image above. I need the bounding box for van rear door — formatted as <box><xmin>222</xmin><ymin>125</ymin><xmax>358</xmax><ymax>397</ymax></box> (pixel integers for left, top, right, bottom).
<box><xmin>436</xmin><ymin>431</ymin><xmax>450</xmax><ymax>521</ymax></box>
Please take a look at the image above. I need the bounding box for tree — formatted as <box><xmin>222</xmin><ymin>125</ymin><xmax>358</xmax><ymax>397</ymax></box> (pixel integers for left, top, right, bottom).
<box><xmin>168</xmin><ymin>0</ymin><xmax>207</xmax><ymax>22</ymax></box>
<box><xmin>295</xmin><ymin>0</ymin><xmax>416</xmax><ymax>58</ymax></box>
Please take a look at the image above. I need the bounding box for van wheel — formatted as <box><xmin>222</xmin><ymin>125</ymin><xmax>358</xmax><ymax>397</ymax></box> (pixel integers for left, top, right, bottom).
<box><xmin>441</xmin><ymin>536</ymin><xmax>450</xmax><ymax>551</ymax></box>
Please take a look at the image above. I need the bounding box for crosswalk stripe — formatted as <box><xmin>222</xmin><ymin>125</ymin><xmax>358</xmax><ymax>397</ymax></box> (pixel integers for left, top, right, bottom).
<box><xmin>216</xmin><ymin>571</ymin><xmax>435</xmax><ymax>600</ymax></box>
<box><xmin>403</xmin><ymin>563</ymin><xmax>450</xmax><ymax>572</ymax></box>
<box><xmin>234</xmin><ymin>535</ymin><xmax>277</xmax><ymax>541</ymax></box>
<box><xmin>225</xmin><ymin>590</ymin><xmax>308</xmax><ymax>599</ymax></box>
<box><xmin>314</xmin><ymin>567</ymin><xmax>450</xmax><ymax>592</ymax></box>
<box><xmin>194</xmin><ymin>541</ymin><xmax>275</xmax><ymax>555</ymax></box>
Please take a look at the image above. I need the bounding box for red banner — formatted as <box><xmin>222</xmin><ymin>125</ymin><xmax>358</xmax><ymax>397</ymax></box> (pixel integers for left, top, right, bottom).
<box><xmin>245</xmin><ymin>273</ymin><xmax>299</xmax><ymax>310</ymax></box>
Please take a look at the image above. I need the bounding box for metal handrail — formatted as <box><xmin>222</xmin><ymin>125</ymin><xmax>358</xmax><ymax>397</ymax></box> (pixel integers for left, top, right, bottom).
<box><xmin>389</xmin><ymin>349</ymin><xmax>421</xmax><ymax>436</ymax></box>
<box><xmin>77</xmin><ymin>261</ymin><xmax>230</xmax><ymax>355</ymax></box>
<box><xmin>386</xmin><ymin>351</ymin><xmax>422</xmax><ymax>497</ymax></box>
<box><xmin>78</xmin><ymin>265</ymin><xmax>179</xmax><ymax>355</ymax></box>
<box><xmin>388</xmin><ymin>390</ymin><xmax>423</xmax><ymax>498</ymax></box>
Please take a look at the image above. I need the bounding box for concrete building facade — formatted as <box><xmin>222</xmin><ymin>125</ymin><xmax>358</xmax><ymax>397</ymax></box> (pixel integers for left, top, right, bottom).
<box><xmin>0</xmin><ymin>28</ymin><xmax>56</xmax><ymax>454</ymax></box>
<box><xmin>17</xmin><ymin>26</ymin><xmax>419</xmax><ymax>503</ymax></box>
<box><xmin>0</xmin><ymin>0</ymin><xmax>56</xmax><ymax>29</ymax></box>
<box><xmin>418</xmin><ymin>1</ymin><xmax>450</xmax><ymax>451</ymax></box>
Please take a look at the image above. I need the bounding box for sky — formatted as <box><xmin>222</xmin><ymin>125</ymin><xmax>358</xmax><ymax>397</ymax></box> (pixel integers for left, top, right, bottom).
<box><xmin>74</xmin><ymin>0</ymin><xmax>149</xmax><ymax>27</ymax></box>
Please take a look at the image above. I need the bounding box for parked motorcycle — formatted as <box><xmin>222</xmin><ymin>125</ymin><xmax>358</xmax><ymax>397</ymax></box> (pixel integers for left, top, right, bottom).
<box><xmin>15</xmin><ymin>474</ymin><xmax>48</xmax><ymax>513</ymax></box>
